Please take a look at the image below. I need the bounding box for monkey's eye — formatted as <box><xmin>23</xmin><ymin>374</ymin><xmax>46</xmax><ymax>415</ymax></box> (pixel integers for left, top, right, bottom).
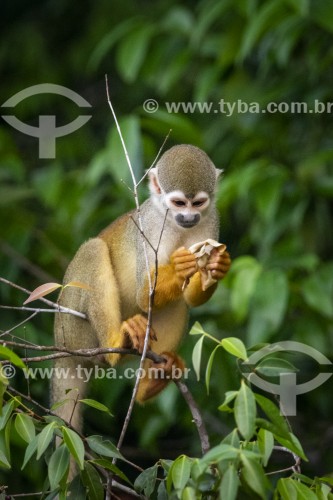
<box><xmin>192</xmin><ymin>199</ymin><xmax>207</xmax><ymax>207</ymax></box>
<box><xmin>172</xmin><ymin>200</ymin><xmax>187</xmax><ymax>207</ymax></box>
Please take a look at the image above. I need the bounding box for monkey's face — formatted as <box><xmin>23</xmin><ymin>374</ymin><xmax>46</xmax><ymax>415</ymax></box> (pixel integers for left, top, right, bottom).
<box><xmin>165</xmin><ymin>190</ymin><xmax>210</xmax><ymax>229</ymax></box>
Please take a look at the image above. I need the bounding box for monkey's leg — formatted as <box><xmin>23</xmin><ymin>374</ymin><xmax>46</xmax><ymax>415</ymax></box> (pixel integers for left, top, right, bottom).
<box><xmin>135</xmin><ymin>300</ymin><xmax>188</xmax><ymax>402</ymax></box>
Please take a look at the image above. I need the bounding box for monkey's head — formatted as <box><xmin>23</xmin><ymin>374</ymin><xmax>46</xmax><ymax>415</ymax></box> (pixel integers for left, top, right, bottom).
<box><xmin>149</xmin><ymin>144</ymin><xmax>222</xmax><ymax>229</ymax></box>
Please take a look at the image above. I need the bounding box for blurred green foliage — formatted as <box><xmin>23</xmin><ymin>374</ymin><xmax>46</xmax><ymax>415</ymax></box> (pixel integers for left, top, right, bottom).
<box><xmin>1</xmin><ymin>0</ymin><xmax>333</xmax><ymax>495</ymax></box>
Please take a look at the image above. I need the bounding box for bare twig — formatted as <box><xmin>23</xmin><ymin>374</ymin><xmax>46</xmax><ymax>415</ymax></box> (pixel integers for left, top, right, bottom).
<box><xmin>265</xmin><ymin>446</ymin><xmax>301</xmax><ymax>476</ymax></box>
<box><xmin>0</xmin><ymin>338</ymin><xmax>165</xmax><ymax>364</ymax></box>
<box><xmin>105</xmin><ymin>76</ymin><xmax>155</xmax><ymax>456</ymax></box>
<box><xmin>0</xmin><ymin>277</ymin><xmax>86</xmax><ymax>319</ymax></box>
<box><xmin>176</xmin><ymin>380</ymin><xmax>210</xmax><ymax>455</ymax></box>
<box><xmin>136</xmin><ymin>129</ymin><xmax>172</xmax><ymax>186</ymax></box>
<box><xmin>0</xmin><ymin>311</ymin><xmax>38</xmax><ymax>337</ymax></box>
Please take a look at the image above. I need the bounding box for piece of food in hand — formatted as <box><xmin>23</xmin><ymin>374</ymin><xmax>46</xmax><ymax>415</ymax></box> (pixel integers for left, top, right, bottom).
<box><xmin>186</xmin><ymin>239</ymin><xmax>227</xmax><ymax>290</ymax></box>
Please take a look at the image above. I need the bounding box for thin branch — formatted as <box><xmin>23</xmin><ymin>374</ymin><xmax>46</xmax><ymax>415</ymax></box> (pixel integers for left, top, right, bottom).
<box><xmin>176</xmin><ymin>380</ymin><xmax>210</xmax><ymax>455</ymax></box>
<box><xmin>0</xmin><ymin>277</ymin><xmax>86</xmax><ymax>319</ymax></box>
<box><xmin>129</xmin><ymin>216</ymin><xmax>156</xmax><ymax>252</ymax></box>
<box><xmin>136</xmin><ymin>129</ymin><xmax>172</xmax><ymax>186</ymax></box>
<box><xmin>105</xmin><ymin>76</ymin><xmax>155</xmax><ymax>456</ymax></box>
<box><xmin>111</xmin><ymin>480</ymin><xmax>141</xmax><ymax>498</ymax></box>
<box><xmin>0</xmin><ymin>339</ymin><xmax>165</xmax><ymax>364</ymax></box>
<box><xmin>0</xmin><ymin>311</ymin><xmax>38</xmax><ymax>337</ymax></box>
<box><xmin>265</xmin><ymin>446</ymin><xmax>301</xmax><ymax>476</ymax></box>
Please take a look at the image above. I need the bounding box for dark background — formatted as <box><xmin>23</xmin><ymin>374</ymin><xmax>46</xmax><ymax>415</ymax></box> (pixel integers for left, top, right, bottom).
<box><xmin>1</xmin><ymin>0</ymin><xmax>333</xmax><ymax>492</ymax></box>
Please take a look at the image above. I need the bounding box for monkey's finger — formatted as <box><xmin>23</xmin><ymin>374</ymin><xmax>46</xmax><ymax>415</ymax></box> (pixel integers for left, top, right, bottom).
<box><xmin>174</xmin><ymin>253</ymin><xmax>196</xmax><ymax>264</ymax></box>
<box><xmin>207</xmin><ymin>261</ymin><xmax>230</xmax><ymax>271</ymax></box>
<box><xmin>123</xmin><ymin>323</ymin><xmax>141</xmax><ymax>351</ymax></box>
<box><xmin>124</xmin><ymin>317</ymin><xmax>148</xmax><ymax>352</ymax></box>
<box><xmin>175</xmin><ymin>260</ymin><xmax>197</xmax><ymax>271</ymax></box>
<box><xmin>209</xmin><ymin>251</ymin><xmax>231</xmax><ymax>265</ymax></box>
<box><xmin>136</xmin><ymin>314</ymin><xmax>158</xmax><ymax>342</ymax></box>
<box><xmin>132</xmin><ymin>315</ymin><xmax>157</xmax><ymax>345</ymax></box>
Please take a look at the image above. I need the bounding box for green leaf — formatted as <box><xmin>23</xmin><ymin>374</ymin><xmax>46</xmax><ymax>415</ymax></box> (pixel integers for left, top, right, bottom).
<box><xmin>220</xmin><ymin>464</ymin><xmax>239</xmax><ymax>500</ymax></box>
<box><xmin>234</xmin><ymin>381</ymin><xmax>256</xmax><ymax>440</ymax></box>
<box><xmin>222</xmin><ymin>429</ymin><xmax>240</xmax><ymax>449</ymax></box>
<box><xmin>15</xmin><ymin>413</ymin><xmax>36</xmax><ymax>443</ymax></box>
<box><xmin>238</xmin><ymin>1</ymin><xmax>287</xmax><ymax>60</ymax></box>
<box><xmin>37</xmin><ymin>421</ymin><xmax>57</xmax><ymax>459</ymax></box>
<box><xmin>88</xmin><ymin>18</ymin><xmax>140</xmax><ymax>71</ymax></box>
<box><xmin>278</xmin><ymin>477</ymin><xmax>317</xmax><ymax>500</ymax></box>
<box><xmin>48</xmin><ymin>445</ymin><xmax>70</xmax><ymax>490</ymax></box>
<box><xmin>0</xmin><ymin>422</ymin><xmax>11</xmax><ymax>466</ymax></box>
<box><xmin>274</xmin><ymin>432</ymin><xmax>307</xmax><ymax>462</ymax></box>
<box><xmin>240</xmin><ymin>455</ymin><xmax>270</xmax><ymax>499</ymax></box>
<box><xmin>221</xmin><ymin>337</ymin><xmax>247</xmax><ymax>361</ymax></box>
<box><xmin>86</xmin><ymin>435</ymin><xmax>123</xmax><ymax>460</ymax></box>
<box><xmin>67</xmin><ymin>474</ymin><xmax>86</xmax><ymax>499</ymax></box>
<box><xmin>247</xmin><ymin>269</ymin><xmax>289</xmax><ymax>345</ymax></box>
<box><xmin>61</xmin><ymin>427</ymin><xmax>85</xmax><ymax>470</ymax></box>
<box><xmin>170</xmin><ymin>455</ymin><xmax>192</xmax><ymax>490</ymax></box>
<box><xmin>79</xmin><ymin>399</ymin><xmax>113</xmax><ymax>415</ymax></box>
<box><xmin>0</xmin><ymin>400</ymin><xmax>15</xmax><ymax>430</ymax></box>
<box><xmin>81</xmin><ymin>461</ymin><xmax>104</xmax><ymax>500</ymax></box>
<box><xmin>91</xmin><ymin>459</ymin><xmax>131</xmax><ymax>485</ymax></box>
<box><xmin>205</xmin><ymin>345</ymin><xmax>221</xmax><ymax>393</ymax></box>
<box><xmin>218</xmin><ymin>391</ymin><xmax>238</xmax><ymax>413</ymax></box>
<box><xmin>302</xmin><ymin>264</ymin><xmax>333</xmax><ymax>318</ymax></box>
<box><xmin>116</xmin><ymin>24</ymin><xmax>155</xmax><ymax>83</ymax></box>
<box><xmin>256</xmin><ymin>357</ymin><xmax>298</xmax><ymax>378</ymax></box>
<box><xmin>189</xmin><ymin>321</ymin><xmax>206</xmax><ymax>336</ymax></box>
<box><xmin>157</xmin><ymin>480</ymin><xmax>168</xmax><ymax>500</ymax></box>
<box><xmin>230</xmin><ymin>262</ymin><xmax>262</xmax><ymax>322</ymax></box>
<box><xmin>192</xmin><ymin>336</ymin><xmax>204</xmax><ymax>381</ymax></box>
<box><xmin>134</xmin><ymin>464</ymin><xmax>158</xmax><ymax>497</ymax></box>
<box><xmin>0</xmin><ymin>346</ymin><xmax>26</xmax><ymax>368</ymax></box>
<box><xmin>0</xmin><ymin>449</ymin><xmax>10</xmax><ymax>469</ymax></box>
<box><xmin>257</xmin><ymin>429</ymin><xmax>274</xmax><ymax>466</ymax></box>
<box><xmin>312</xmin><ymin>0</ymin><xmax>333</xmax><ymax>33</ymax></box>
<box><xmin>182</xmin><ymin>486</ymin><xmax>197</xmax><ymax>499</ymax></box>
<box><xmin>201</xmin><ymin>444</ymin><xmax>239</xmax><ymax>464</ymax></box>
<box><xmin>141</xmin><ymin>109</ymin><xmax>202</xmax><ymax>146</ymax></box>
<box><xmin>21</xmin><ymin>435</ymin><xmax>38</xmax><ymax>469</ymax></box>
<box><xmin>255</xmin><ymin>394</ymin><xmax>290</xmax><ymax>437</ymax></box>
<box><xmin>277</xmin><ymin>478</ymin><xmax>298</xmax><ymax>499</ymax></box>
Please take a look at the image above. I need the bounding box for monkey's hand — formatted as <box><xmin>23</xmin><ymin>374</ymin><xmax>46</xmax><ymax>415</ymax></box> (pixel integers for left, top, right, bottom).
<box><xmin>206</xmin><ymin>249</ymin><xmax>231</xmax><ymax>281</ymax></box>
<box><xmin>121</xmin><ymin>314</ymin><xmax>157</xmax><ymax>353</ymax></box>
<box><xmin>147</xmin><ymin>248</ymin><xmax>197</xmax><ymax>309</ymax></box>
<box><xmin>171</xmin><ymin>247</ymin><xmax>198</xmax><ymax>286</ymax></box>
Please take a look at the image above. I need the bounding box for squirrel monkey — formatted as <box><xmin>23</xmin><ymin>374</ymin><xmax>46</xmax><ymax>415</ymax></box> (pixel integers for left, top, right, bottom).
<box><xmin>52</xmin><ymin>144</ymin><xmax>231</xmax><ymax>431</ymax></box>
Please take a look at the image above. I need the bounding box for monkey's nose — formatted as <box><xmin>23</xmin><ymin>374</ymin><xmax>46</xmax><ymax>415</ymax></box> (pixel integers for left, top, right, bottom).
<box><xmin>176</xmin><ymin>213</ymin><xmax>200</xmax><ymax>228</ymax></box>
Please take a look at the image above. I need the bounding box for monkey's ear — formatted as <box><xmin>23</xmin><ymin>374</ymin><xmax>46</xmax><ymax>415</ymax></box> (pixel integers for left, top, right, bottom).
<box><xmin>216</xmin><ymin>168</ymin><xmax>224</xmax><ymax>180</ymax></box>
<box><xmin>148</xmin><ymin>168</ymin><xmax>162</xmax><ymax>195</ymax></box>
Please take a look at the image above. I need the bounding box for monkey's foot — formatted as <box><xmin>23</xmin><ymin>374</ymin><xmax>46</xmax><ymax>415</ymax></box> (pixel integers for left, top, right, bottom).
<box><xmin>136</xmin><ymin>352</ymin><xmax>185</xmax><ymax>403</ymax></box>
<box><xmin>151</xmin><ymin>352</ymin><xmax>185</xmax><ymax>380</ymax></box>
<box><xmin>121</xmin><ymin>314</ymin><xmax>157</xmax><ymax>353</ymax></box>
